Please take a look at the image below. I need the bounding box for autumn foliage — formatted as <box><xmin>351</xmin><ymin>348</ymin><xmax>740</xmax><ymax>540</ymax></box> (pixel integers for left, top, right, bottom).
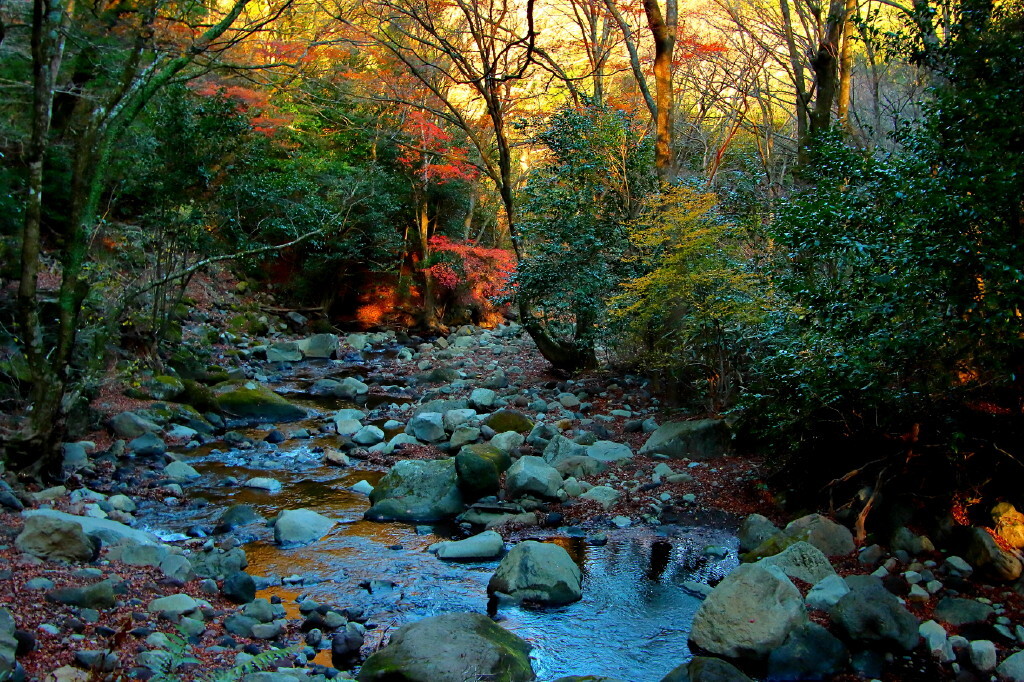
<box><xmin>427</xmin><ymin>235</ymin><xmax>515</xmax><ymax>309</ymax></box>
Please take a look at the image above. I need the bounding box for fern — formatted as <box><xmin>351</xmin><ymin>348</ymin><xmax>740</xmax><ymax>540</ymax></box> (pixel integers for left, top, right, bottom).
<box><xmin>145</xmin><ymin>625</ymin><xmax>297</xmax><ymax>682</ymax></box>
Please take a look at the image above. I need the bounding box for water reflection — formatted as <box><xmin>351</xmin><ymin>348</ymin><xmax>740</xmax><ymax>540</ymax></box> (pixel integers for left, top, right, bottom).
<box><xmin>138</xmin><ymin>442</ymin><xmax>738</xmax><ymax>681</ymax></box>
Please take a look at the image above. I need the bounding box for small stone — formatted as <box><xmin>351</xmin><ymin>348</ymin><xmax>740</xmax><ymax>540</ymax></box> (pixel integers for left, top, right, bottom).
<box><xmin>969</xmin><ymin>639</ymin><xmax>997</xmax><ymax>672</ymax></box>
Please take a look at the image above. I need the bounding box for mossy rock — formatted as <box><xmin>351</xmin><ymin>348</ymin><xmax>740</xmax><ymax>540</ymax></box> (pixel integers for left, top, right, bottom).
<box><xmin>138</xmin><ymin>402</ymin><xmax>204</xmax><ymax>426</ymax></box>
<box><xmin>180</xmin><ymin>379</ymin><xmax>220</xmax><ymax>414</ymax></box>
<box><xmin>455</xmin><ymin>444</ymin><xmax>513</xmax><ymax>500</ymax></box>
<box><xmin>213</xmin><ymin>383</ymin><xmax>306</xmax><ymax>423</ymax></box>
<box><xmin>227</xmin><ymin>313</ymin><xmax>269</xmax><ymax>337</ymax></box>
<box><xmin>740</xmin><ymin>530</ymin><xmax>809</xmax><ymax>563</ymax></box>
<box><xmin>483</xmin><ymin>410</ymin><xmax>534</xmax><ymax>434</ymax></box>
<box><xmin>358</xmin><ymin>612</ymin><xmax>534</xmax><ymax>682</ymax></box>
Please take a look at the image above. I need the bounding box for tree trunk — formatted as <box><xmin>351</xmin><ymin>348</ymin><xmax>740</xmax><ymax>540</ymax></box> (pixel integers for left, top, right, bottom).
<box><xmin>836</xmin><ymin>0</ymin><xmax>858</xmax><ymax>133</ymax></box>
<box><xmin>644</xmin><ymin>0</ymin><xmax>677</xmax><ymax>183</ymax></box>
<box><xmin>416</xmin><ymin>194</ymin><xmax>441</xmax><ymax>330</ymax></box>
<box><xmin>780</xmin><ymin>0</ymin><xmax>811</xmax><ymax>165</ymax></box>
<box><xmin>809</xmin><ymin>0</ymin><xmax>846</xmax><ymax>140</ymax></box>
<box><xmin>12</xmin><ymin>0</ymin><xmax>70</xmax><ymax>477</ymax></box>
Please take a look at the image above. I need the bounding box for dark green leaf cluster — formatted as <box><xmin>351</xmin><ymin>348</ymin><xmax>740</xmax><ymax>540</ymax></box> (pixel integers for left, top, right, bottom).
<box><xmin>511</xmin><ymin>104</ymin><xmax>655</xmax><ymax>354</ymax></box>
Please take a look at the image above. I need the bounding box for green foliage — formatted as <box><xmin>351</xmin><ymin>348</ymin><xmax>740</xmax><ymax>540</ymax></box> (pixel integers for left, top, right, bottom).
<box><xmin>512</xmin><ymin>103</ymin><xmax>655</xmax><ymax>364</ymax></box>
<box><xmin>611</xmin><ymin>186</ymin><xmax>765</xmax><ymax>411</ymax></box>
<box><xmin>147</xmin><ymin>628</ymin><xmax>295</xmax><ymax>682</ymax></box>
<box><xmin>739</xmin><ymin>0</ymin><xmax>1024</xmax><ymax>490</ymax></box>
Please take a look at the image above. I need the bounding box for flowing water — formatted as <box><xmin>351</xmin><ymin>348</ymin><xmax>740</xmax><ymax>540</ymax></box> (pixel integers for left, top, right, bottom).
<box><xmin>134</xmin><ymin>358</ymin><xmax>740</xmax><ymax>681</ymax></box>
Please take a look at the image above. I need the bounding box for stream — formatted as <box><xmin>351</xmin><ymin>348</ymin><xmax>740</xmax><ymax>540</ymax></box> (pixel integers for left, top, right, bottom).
<box><xmin>133</xmin><ymin>355</ymin><xmax>741</xmax><ymax>681</ymax></box>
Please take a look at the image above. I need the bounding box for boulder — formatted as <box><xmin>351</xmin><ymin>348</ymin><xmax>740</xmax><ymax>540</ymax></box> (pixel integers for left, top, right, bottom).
<box><xmin>782</xmin><ymin>514</ymin><xmax>855</xmax><ymax>557</ymax></box>
<box><xmin>966</xmin><ymin>526</ymin><xmax>1023</xmax><ymax>581</ymax></box>
<box><xmin>829</xmin><ymin>575</ymin><xmax>919</xmax><ymax>650</ymax></box>
<box><xmin>406</xmin><ymin>412</ymin><xmax>446</xmax><ymax>443</ymax></box>
<box><xmin>214</xmin><ymin>383</ymin><xmax>306</xmax><ymax>423</ymax></box>
<box><xmin>449</xmin><ymin>426</ymin><xmax>480</xmax><ymax>449</ymax></box>
<box><xmin>998</xmin><ymin>651</ymin><xmax>1024</xmax><ymax>682</ymax></box>
<box><xmin>0</xmin><ymin>608</ymin><xmax>16</xmax><ymax>678</ymax></box>
<box><xmin>554</xmin><ymin>456</ymin><xmax>607</xmax><ymax>479</ymax></box>
<box><xmin>455</xmin><ymin>444</ymin><xmax>512</xmax><ymax>500</ymax></box>
<box><xmin>128</xmin><ymin>432</ymin><xmax>166</xmax><ymax>456</ymax></box>
<box><xmin>163</xmin><ymin>460</ymin><xmax>200</xmax><ymax>482</ymax></box>
<box><xmin>689</xmin><ymin>563</ymin><xmax>808</xmax><ymax>660</ymax></box>
<box><xmin>216</xmin><ymin>505</ymin><xmax>265</xmax><ymax>533</ymax></box>
<box><xmin>488</xmin><ymin>540</ymin><xmax>582</xmax><ymax>605</ymax></box>
<box><xmin>266</xmin><ymin>341</ymin><xmax>303</xmax><ymax>363</ymax></box>
<box><xmin>580</xmin><ymin>486</ymin><xmax>621</xmax><ymax>510</ymax></box>
<box><xmin>992</xmin><ymin>502</ymin><xmax>1024</xmax><ymax>549</ymax></box>
<box><xmin>483</xmin><ymin>410</ymin><xmax>534</xmax><ymax>434</ymax></box>
<box><xmin>353</xmin><ymin>425</ymin><xmax>385</xmax><ymax>446</ymax></box>
<box><xmin>222</xmin><ymin>572</ymin><xmax>257</xmax><ymax>604</ymax></box>
<box><xmin>147</xmin><ymin>594</ymin><xmax>200</xmax><ymax>618</ymax></box>
<box><xmin>47</xmin><ymin>580</ymin><xmax>116</xmax><ymax>609</ymax></box>
<box><xmin>313</xmin><ymin>377</ymin><xmax>369</xmax><ymax>399</ymax></box>
<box><xmin>365</xmin><ymin>459</ymin><xmax>465</xmax><ymax>522</ymax></box>
<box><xmin>433</xmin><ymin>531</ymin><xmax>504</xmax><ymax>560</ymax></box>
<box><xmin>933</xmin><ymin>597</ymin><xmax>993</xmax><ymax>626</ymax></box>
<box><xmin>469</xmin><ymin>388</ymin><xmax>498</xmax><ymax>410</ymax></box>
<box><xmin>442</xmin><ymin>408</ymin><xmax>478</xmax><ymax>431</ymax></box>
<box><xmin>22</xmin><ymin>509</ymin><xmax>159</xmax><ymax>546</ymax></box>
<box><xmin>358</xmin><ymin>612</ymin><xmax>534</xmax><ymax>682</ymax></box>
<box><xmin>543</xmin><ymin>435</ymin><xmax>588</xmax><ymax>466</ymax></box>
<box><xmin>16</xmin><ymin>515</ymin><xmax>97</xmax><ymax>563</ymax></box>
<box><xmin>586</xmin><ymin>441</ymin><xmax>633</xmax><ymax>462</ymax></box>
<box><xmin>759</xmin><ymin>541</ymin><xmax>836</xmax><ymax>585</ymax></box>
<box><xmin>767</xmin><ymin>622</ymin><xmax>848</xmax><ymax>681</ymax></box>
<box><xmin>805</xmin><ymin>574</ymin><xmax>850</xmax><ymax>611</ymax></box>
<box><xmin>490</xmin><ymin>431</ymin><xmax>525</xmax><ymax>453</ymax></box>
<box><xmin>738</xmin><ymin>514</ymin><xmax>780</xmax><ymax>553</ymax></box>
<box><xmin>661</xmin><ymin>657</ymin><xmax>753</xmax><ymax>682</ymax></box>
<box><xmin>274</xmin><ymin>509</ymin><xmax>337</xmax><ymax>547</ymax></box>
<box><xmin>297</xmin><ymin>333</ymin><xmax>339</xmax><ymax>359</ymax></box>
<box><xmin>108</xmin><ymin>411</ymin><xmax>161</xmax><ymax>439</ymax></box>
<box><xmin>638</xmin><ymin>419</ymin><xmax>729</xmax><ymax>460</ymax></box>
<box><xmin>505</xmin><ymin>456</ymin><xmax>563</xmax><ymax>500</ymax></box>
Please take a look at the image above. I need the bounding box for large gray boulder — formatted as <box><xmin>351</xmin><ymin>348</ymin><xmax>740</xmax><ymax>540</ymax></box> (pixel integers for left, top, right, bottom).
<box><xmin>266</xmin><ymin>341</ymin><xmax>303</xmax><ymax>363</ymax></box>
<box><xmin>966</xmin><ymin>526</ymin><xmax>1023</xmax><ymax>581</ymax></box>
<box><xmin>273</xmin><ymin>509</ymin><xmax>336</xmax><ymax>547</ymax></box>
<box><xmin>365</xmin><ymin>459</ymin><xmax>465</xmax><ymax>522</ymax></box>
<box><xmin>689</xmin><ymin>563</ymin><xmax>808</xmax><ymax>660</ymax></box>
<box><xmin>16</xmin><ymin>514</ymin><xmax>98</xmax><ymax>562</ymax></box>
<box><xmin>828</xmin><ymin>575</ymin><xmax>919</xmax><ymax>650</ymax></box>
<box><xmin>358</xmin><ymin>612</ymin><xmax>534</xmax><ymax>682</ymax></box>
<box><xmin>767</xmin><ymin>622</ymin><xmax>848</xmax><ymax>681</ymax></box>
<box><xmin>488</xmin><ymin>540</ymin><xmax>582</xmax><ymax>605</ymax></box>
<box><xmin>297</xmin><ymin>333</ymin><xmax>339</xmax><ymax>359</ymax></box>
<box><xmin>406</xmin><ymin>412</ymin><xmax>446</xmax><ymax>443</ymax></box>
<box><xmin>586</xmin><ymin>441</ymin><xmax>633</xmax><ymax>462</ymax></box>
<box><xmin>108</xmin><ymin>411</ymin><xmax>161</xmax><ymax>439</ymax></box>
<box><xmin>661</xmin><ymin>657</ymin><xmax>753</xmax><ymax>681</ymax></box>
<box><xmin>505</xmin><ymin>456</ymin><xmax>562</xmax><ymax>500</ymax></box>
<box><xmin>0</xmin><ymin>608</ymin><xmax>16</xmax><ymax>678</ymax></box>
<box><xmin>737</xmin><ymin>514</ymin><xmax>780</xmax><ymax>553</ymax></box>
<box><xmin>783</xmin><ymin>514</ymin><xmax>855</xmax><ymax>557</ymax></box>
<box><xmin>22</xmin><ymin>509</ymin><xmax>159</xmax><ymax>546</ymax></box>
<box><xmin>638</xmin><ymin>419</ymin><xmax>729</xmax><ymax>460</ymax></box>
<box><xmin>542</xmin><ymin>435</ymin><xmax>588</xmax><ymax>466</ymax></box>
<box><xmin>759</xmin><ymin>541</ymin><xmax>836</xmax><ymax>585</ymax></box>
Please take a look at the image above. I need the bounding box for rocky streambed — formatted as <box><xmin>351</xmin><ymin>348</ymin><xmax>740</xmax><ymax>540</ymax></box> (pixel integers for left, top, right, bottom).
<box><xmin>3</xmin><ymin>320</ymin><xmax>1024</xmax><ymax>681</ymax></box>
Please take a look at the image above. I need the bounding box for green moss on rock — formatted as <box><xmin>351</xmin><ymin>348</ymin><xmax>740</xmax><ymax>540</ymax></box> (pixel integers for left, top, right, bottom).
<box><xmin>213</xmin><ymin>383</ymin><xmax>306</xmax><ymax>423</ymax></box>
<box><xmin>483</xmin><ymin>410</ymin><xmax>534</xmax><ymax>434</ymax></box>
<box><xmin>358</xmin><ymin>612</ymin><xmax>534</xmax><ymax>682</ymax></box>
